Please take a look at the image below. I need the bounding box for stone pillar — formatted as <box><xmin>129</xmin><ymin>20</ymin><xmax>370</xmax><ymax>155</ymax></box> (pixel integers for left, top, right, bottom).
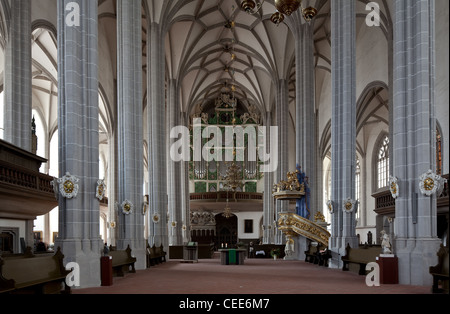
<box><xmin>116</xmin><ymin>0</ymin><xmax>146</xmax><ymax>269</ymax></box>
<box><xmin>167</xmin><ymin>78</ymin><xmax>183</xmax><ymax>245</ymax></box>
<box><xmin>393</xmin><ymin>0</ymin><xmax>441</xmax><ymax>286</ymax></box>
<box><xmin>3</xmin><ymin>0</ymin><xmax>32</xmax><ymax>152</ymax></box>
<box><xmin>330</xmin><ymin>0</ymin><xmax>358</xmax><ymax>259</ymax></box>
<box><xmin>55</xmin><ymin>0</ymin><xmax>102</xmax><ymax>288</ymax></box>
<box><xmin>180</xmin><ymin>112</ymin><xmax>191</xmax><ymax>244</ymax></box>
<box><xmin>263</xmin><ymin>111</ymin><xmax>274</xmax><ymax>244</ymax></box>
<box><xmin>291</xmin><ymin>14</ymin><xmax>317</xmax><ymax>220</ymax></box>
<box><xmin>275</xmin><ymin>79</ymin><xmax>289</xmax><ymax>244</ymax></box>
<box><xmin>147</xmin><ymin>23</ymin><xmax>168</xmax><ymax>250</ymax></box>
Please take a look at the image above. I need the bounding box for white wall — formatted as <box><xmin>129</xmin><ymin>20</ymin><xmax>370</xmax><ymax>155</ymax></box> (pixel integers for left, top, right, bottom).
<box><xmin>235</xmin><ymin>212</ymin><xmax>263</xmax><ymax>240</ymax></box>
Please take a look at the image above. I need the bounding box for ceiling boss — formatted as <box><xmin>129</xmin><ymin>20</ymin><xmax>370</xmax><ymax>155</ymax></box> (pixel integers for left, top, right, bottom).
<box><xmin>240</xmin><ymin>0</ymin><xmax>317</xmax><ymax>25</ymax></box>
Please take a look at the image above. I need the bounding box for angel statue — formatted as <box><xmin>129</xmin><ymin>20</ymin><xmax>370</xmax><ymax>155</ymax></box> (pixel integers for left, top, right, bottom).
<box><xmin>380</xmin><ymin>230</ymin><xmax>392</xmax><ymax>254</ymax></box>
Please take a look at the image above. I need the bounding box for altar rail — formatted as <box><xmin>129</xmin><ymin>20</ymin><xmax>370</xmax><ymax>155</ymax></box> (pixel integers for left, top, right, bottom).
<box><xmin>190</xmin><ymin>192</ymin><xmax>263</xmax><ymax>202</ymax></box>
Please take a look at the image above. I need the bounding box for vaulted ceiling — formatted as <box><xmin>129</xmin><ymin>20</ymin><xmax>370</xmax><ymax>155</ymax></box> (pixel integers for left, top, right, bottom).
<box><xmin>1</xmin><ymin>0</ymin><xmax>393</xmax><ymax>140</ymax></box>
<box><xmin>148</xmin><ymin>0</ymin><xmax>328</xmax><ymax>117</ymax></box>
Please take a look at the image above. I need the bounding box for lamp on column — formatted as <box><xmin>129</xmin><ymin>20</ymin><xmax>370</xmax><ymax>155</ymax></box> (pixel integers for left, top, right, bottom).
<box><xmin>241</xmin><ymin>0</ymin><xmax>317</xmax><ymax>25</ymax></box>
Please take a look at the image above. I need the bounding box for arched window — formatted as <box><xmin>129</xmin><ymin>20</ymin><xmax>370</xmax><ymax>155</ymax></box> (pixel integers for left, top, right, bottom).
<box><xmin>355</xmin><ymin>156</ymin><xmax>361</xmax><ymax>222</ymax></box>
<box><xmin>436</xmin><ymin>127</ymin><xmax>442</xmax><ymax>176</ymax></box>
<box><xmin>355</xmin><ymin>156</ymin><xmax>361</xmax><ymax>201</ymax></box>
<box><xmin>377</xmin><ymin>135</ymin><xmax>389</xmax><ymax>189</ymax></box>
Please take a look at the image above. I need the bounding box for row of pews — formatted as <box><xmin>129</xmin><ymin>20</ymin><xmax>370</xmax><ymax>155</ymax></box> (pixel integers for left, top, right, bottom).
<box><xmin>340</xmin><ymin>243</ymin><xmax>448</xmax><ymax>293</ymax></box>
<box><xmin>0</xmin><ymin>244</ymin><xmax>167</xmax><ymax>294</ymax></box>
<box><xmin>304</xmin><ymin>243</ymin><xmax>332</xmax><ymax>267</ymax></box>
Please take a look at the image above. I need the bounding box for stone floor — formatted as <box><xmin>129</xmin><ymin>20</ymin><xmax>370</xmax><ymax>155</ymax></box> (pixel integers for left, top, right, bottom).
<box><xmin>74</xmin><ymin>257</ymin><xmax>434</xmax><ymax>295</ymax></box>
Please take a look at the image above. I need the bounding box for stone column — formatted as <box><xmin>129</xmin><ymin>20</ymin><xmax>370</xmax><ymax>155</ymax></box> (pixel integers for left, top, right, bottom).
<box><xmin>55</xmin><ymin>0</ymin><xmax>102</xmax><ymax>288</ymax></box>
<box><xmin>275</xmin><ymin>79</ymin><xmax>289</xmax><ymax>244</ymax></box>
<box><xmin>393</xmin><ymin>0</ymin><xmax>441</xmax><ymax>286</ymax></box>
<box><xmin>330</xmin><ymin>0</ymin><xmax>358</xmax><ymax>258</ymax></box>
<box><xmin>180</xmin><ymin>112</ymin><xmax>191</xmax><ymax>244</ymax></box>
<box><xmin>263</xmin><ymin>111</ymin><xmax>274</xmax><ymax>244</ymax></box>
<box><xmin>3</xmin><ymin>0</ymin><xmax>32</xmax><ymax>152</ymax></box>
<box><xmin>167</xmin><ymin>78</ymin><xmax>183</xmax><ymax>245</ymax></box>
<box><xmin>289</xmin><ymin>13</ymin><xmax>317</xmax><ymax>220</ymax></box>
<box><xmin>116</xmin><ymin>0</ymin><xmax>146</xmax><ymax>269</ymax></box>
<box><xmin>147</xmin><ymin>23</ymin><xmax>168</xmax><ymax>250</ymax></box>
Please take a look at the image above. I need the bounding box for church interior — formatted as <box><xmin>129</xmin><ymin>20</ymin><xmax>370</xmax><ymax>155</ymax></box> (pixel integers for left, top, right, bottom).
<box><xmin>0</xmin><ymin>0</ymin><xmax>448</xmax><ymax>296</ymax></box>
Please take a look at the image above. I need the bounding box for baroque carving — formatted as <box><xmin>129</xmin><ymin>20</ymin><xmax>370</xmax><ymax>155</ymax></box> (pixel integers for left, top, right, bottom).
<box><xmin>326</xmin><ymin>200</ymin><xmax>334</xmax><ymax>214</ymax></box>
<box><xmin>57</xmin><ymin>172</ymin><xmax>79</xmax><ymax>199</ymax></box>
<box><xmin>277</xmin><ymin>213</ymin><xmax>330</xmax><ymax>246</ymax></box>
<box><xmin>343</xmin><ymin>198</ymin><xmax>356</xmax><ymax>214</ymax></box>
<box><xmin>190</xmin><ymin>211</ymin><xmax>216</xmax><ymax>225</ymax></box>
<box><xmin>389</xmin><ymin>176</ymin><xmax>399</xmax><ymax>199</ymax></box>
<box><xmin>419</xmin><ymin>170</ymin><xmax>446</xmax><ymax>197</ymax></box>
<box><xmin>96</xmin><ymin>179</ymin><xmax>106</xmax><ymax>201</ymax></box>
<box><xmin>121</xmin><ymin>200</ymin><xmax>134</xmax><ymax>215</ymax></box>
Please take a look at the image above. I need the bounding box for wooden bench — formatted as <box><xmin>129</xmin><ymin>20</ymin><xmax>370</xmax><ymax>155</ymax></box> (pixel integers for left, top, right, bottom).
<box><xmin>304</xmin><ymin>243</ymin><xmax>331</xmax><ymax>266</ymax></box>
<box><xmin>304</xmin><ymin>243</ymin><xmax>319</xmax><ymax>264</ymax></box>
<box><xmin>0</xmin><ymin>247</ymin><xmax>71</xmax><ymax>294</ymax></box>
<box><xmin>317</xmin><ymin>247</ymin><xmax>332</xmax><ymax>267</ymax></box>
<box><xmin>108</xmin><ymin>245</ymin><xmax>136</xmax><ymax>277</ymax></box>
<box><xmin>147</xmin><ymin>244</ymin><xmax>167</xmax><ymax>267</ymax></box>
<box><xmin>429</xmin><ymin>244</ymin><xmax>449</xmax><ymax>294</ymax></box>
<box><xmin>341</xmin><ymin>244</ymin><xmax>381</xmax><ymax>275</ymax></box>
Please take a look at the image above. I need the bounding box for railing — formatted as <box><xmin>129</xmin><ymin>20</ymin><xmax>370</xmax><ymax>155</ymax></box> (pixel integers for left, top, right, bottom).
<box><xmin>190</xmin><ymin>192</ymin><xmax>263</xmax><ymax>202</ymax></box>
<box><xmin>0</xmin><ymin>160</ymin><xmax>55</xmax><ymax>196</ymax></box>
<box><xmin>373</xmin><ymin>173</ymin><xmax>449</xmax><ymax>216</ymax></box>
<box><xmin>278</xmin><ymin>212</ymin><xmax>331</xmax><ymax>247</ymax></box>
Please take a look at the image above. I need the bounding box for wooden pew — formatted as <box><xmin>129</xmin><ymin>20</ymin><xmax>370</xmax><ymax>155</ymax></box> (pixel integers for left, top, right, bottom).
<box><xmin>108</xmin><ymin>245</ymin><xmax>136</xmax><ymax>277</ymax></box>
<box><xmin>304</xmin><ymin>243</ymin><xmax>319</xmax><ymax>264</ymax></box>
<box><xmin>317</xmin><ymin>247</ymin><xmax>332</xmax><ymax>267</ymax></box>
<box><xmin>154</xmin><ymin>244</ymin><xmax>167</xmax><ymax>263</ymax></box>
<box><xmin>146</xmin><ymin>244</ymin><xmax>167</xmax><ymax>267</ymax></box>
<box><xmin>0</xmin><ymin>247</ymin><xmax>71</xmax><ymax>294</ymax></box>
<box><xmin>304</xmin><ymin>243</ymin><xmax>331</xmax><ymax>266</ymax></box>
<box><xmin>429</xmin><ymin>244</ymin><xmax>449</xmax><ymax>294</ymax></box>
<box><xmin>341</xmin><ymin>244</ymin><xmax>381</xmax><ymax>275</ymax></box>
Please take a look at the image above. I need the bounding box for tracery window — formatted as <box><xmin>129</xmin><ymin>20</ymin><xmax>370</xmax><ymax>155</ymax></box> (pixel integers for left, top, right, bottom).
<box><xmin>355</xmin><ymin>157</ymin><xmax>361</xmax><ymax>202</ymax></box>
<box><xmin>436</xmin><ymin>127</ymin><xmax>442</xmax><ymax>176</ymax></box>
<box><xmin>377</xmin><ymin>135</ymin><xmax>389</xmax><ymax>189</ymax></box>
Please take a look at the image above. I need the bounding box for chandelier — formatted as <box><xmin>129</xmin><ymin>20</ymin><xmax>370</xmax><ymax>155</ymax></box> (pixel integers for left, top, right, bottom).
<box><xmin>241</xmin><ymin>0</ymin><xmax>317</xmax><ymax>25</ymax></box>
<box><xmin>223</xmin><ymin>198</ymin><xmax>233</xmax><ymax>219</ymax></box>
<box><xmin>222</xmin><ymin>159</ymin><xmax>243</xmax><ymax>218</ymax></box>
<box><xmin>224</xmin><ymin>160</ymin><xmax>243</xmax><ymax>192</ymax></box>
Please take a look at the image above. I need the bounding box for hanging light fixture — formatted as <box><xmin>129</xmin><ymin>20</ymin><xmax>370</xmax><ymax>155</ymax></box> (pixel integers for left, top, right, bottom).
<box><xmin>241</xmin><ymin>0</ymin><xmax>317</xmax><ymax>24</ymax></box>
<box><xmin>223</xmin><ymin>197</ymin><xmax>233</xmax><ymax>219</ymax></box>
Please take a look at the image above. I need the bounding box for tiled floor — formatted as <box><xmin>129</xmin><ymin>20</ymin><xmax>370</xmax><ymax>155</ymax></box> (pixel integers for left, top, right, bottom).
<box><xmin>74</xmin><ymin>258</ymin><xmax>434</xmax><ymax>295</ymax></box>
